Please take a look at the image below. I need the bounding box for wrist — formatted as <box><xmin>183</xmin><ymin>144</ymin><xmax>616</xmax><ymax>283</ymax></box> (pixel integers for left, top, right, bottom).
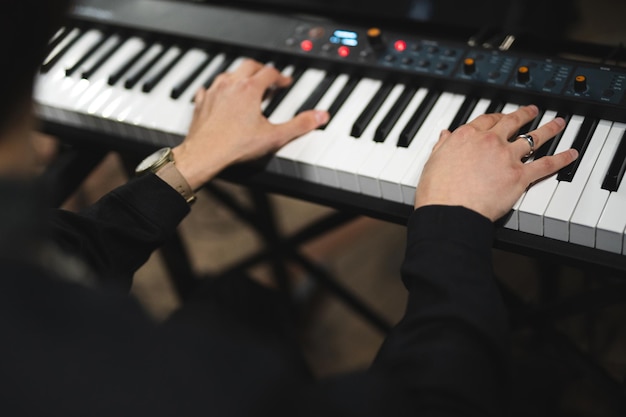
<box><xmin>171</xmin><ymin>145</ymin><xmax>230</xmax><ymax>191</ymax></box>
<box><xmin>135</xmin><ymin>147</ymin><xmax>197</xmax><ymax>205</ymax></box>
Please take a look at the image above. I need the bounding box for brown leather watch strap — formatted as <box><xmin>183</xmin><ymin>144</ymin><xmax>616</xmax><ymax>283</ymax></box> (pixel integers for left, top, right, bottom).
<box><xmin>155</xmin><ymin>161</ymin><xmax>196</xmax><ymax>205</ymax></box>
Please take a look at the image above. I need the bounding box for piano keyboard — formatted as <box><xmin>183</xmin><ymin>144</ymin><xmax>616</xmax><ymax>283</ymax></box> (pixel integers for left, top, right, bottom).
<box><xmin>35</xmin><ymin>0</ymin><xmax>626</xmax><ymax>263</ymax></box>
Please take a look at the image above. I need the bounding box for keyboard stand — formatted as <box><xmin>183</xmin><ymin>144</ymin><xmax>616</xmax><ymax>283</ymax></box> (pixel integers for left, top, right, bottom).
<box><xmin>40</xmin><ymin>141</ymin><xmax>393</xmax><ymax>333</ymax></box>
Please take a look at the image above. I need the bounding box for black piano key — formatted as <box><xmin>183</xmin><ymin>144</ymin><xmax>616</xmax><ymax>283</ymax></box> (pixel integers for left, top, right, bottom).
<box><xmin>350</xmin><ymin>82</ymin><xmax>394</xmax><ymax>138</ymax></box>
<box><xmin>40</xmin><ymin>29</ymin><xmax>83</xmax><ymax>74</ymax></box>
<box><xmin>320</xmin><ymin>75</ymin><xmax>360</xmax><ymax>130</ymax></box>
<box><xmin>397</xmin><ymin>90</ymin><xmax>441</xmax><ymax>148</ymax></box>
<box><xmin>448</xmin><ymin>96</ymin><xmax>478</xmax><ymax>131</ymax></box>
<box><xmin>601</xmin><ymin>128</ymin><xmax>626</xmax><ymax>192</ymax></box>
<box><xmin>295</xmin><ymin>72</ymin><xmax>338</xmax><ymax>115</ymax></box>
<box><xmin>556</xmin><ymin>117</ymin><xmax>599</xmax><ymax>182</ymax></box>
<box><xmin>171</xmin><ymin>53</ymin><xmax>212</xmax><ymax>99</ymax></box>
<box><xmin>189</xmin><ymin>55</ymin><xmax>236</xmax><ymax>103</ymax></box>
<box><xmin>202</xmin><ymin>55</ymin><xmax>235</xmax><ymax>89</ymax></box>
<box><xmin>260</xmin><ymin>62</ymin><xmax>288</xmax><ymax>102</ymax></box>
<box><xmin>485</xmin><ymin>99</ymin><xmax>504</xmax><ymax>114</ymax></box>
<box><xmin>108</xmin><ymin>41</ymin><xmax>151</xmax><ymax>86</ymax></box>
<box><xmin>124</xmin><ymin>45</ymin><xmax>169</xmax><ymax>90</ymax></box>
<box><xmin>533</xmin><ymin>112</ymin><xmax>571</xmax><ymax>160</ymax></box>
<box><xmin>262</xmin><ymin>67</ymin><xmax>305</xmax><ymax>118</ymax></box>
<box><xmin>142</xmin><ymin>47</ymin><xmax>186</xmax><ymax>93</ymax></box>
<box><xmin>374</xmin><ymin>86</ymin><xmax>417</xmax><ymax>142</ymax></box>
<box><xmin>65</xmin><ymin>33</ymin><xmax>110</xmax><ymax>77</ymax></box>
<box><xmin>517</xmin><ymin>108</ymin><xmax>544</xmax><ymax>136</ymax></box>
<box><xmin>81</xmin><ymin>35</ymin><xmax>125</xmax><ymax>79</ymax></box>
<box><xmin>45</xmin><ymin>27</ymin><xmax>71</xmax><ymax>58</ymax></box>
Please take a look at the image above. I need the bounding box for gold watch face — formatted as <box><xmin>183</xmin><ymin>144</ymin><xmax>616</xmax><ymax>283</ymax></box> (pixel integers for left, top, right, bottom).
<box><xmin>136</xmin><ymin>147</ymin><xmax>172</xmax><ymax>174</ymax></box>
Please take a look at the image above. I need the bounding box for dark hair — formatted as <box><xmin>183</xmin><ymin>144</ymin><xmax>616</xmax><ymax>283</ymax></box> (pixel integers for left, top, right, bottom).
<box><xmin>0</xmin><ymin>0</ymin><xmax>73</xmax><ymax>133</ymax></box>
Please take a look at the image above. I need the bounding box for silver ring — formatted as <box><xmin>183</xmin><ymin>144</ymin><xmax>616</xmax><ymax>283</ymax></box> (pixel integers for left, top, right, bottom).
<box><xmin>517</xmin><ymin>134</ymin><xmax>535</xmax><ymax>158</ymax></box>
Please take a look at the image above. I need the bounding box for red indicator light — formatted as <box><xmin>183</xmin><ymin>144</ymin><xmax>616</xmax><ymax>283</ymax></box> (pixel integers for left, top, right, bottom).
<box><xmin>338</xmin><ymin>46</ymin><xmax>350</xmax><ymax>57</ymax></box>
<box><xmin>300</xmin><ymin>40</ymin><xmax>313</xmax><ymax>52</ymax></box>
<box><xmin>394</xmin><ymin>40</ymin><xmax>407</xmax><ymax>52</ymax></box>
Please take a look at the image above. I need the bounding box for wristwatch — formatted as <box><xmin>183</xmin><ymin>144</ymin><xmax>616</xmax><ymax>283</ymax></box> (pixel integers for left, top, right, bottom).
<box><xmin>135</xmin><ymin>147</ymin><xmax>196</xmax><ymax>205</ymax></box>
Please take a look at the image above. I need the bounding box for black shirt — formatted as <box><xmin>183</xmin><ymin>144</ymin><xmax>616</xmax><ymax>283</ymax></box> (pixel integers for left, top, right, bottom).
<box><xmin>0</xmin><ymin>175</ymin><xmax>508</xmax><ymax>416</ymax></box>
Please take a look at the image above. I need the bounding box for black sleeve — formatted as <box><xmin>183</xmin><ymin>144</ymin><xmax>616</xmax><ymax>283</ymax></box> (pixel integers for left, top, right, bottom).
<box><xmin>375</xmin><ymin>205</ymin><xmax>510</xmax><ymax>416</ymax></box>
<box><xmin>46</xmin><ymin>174</ymin><xmax>190</xmax><ymax>290</ymax></box>
<box><xmin>294</xmin><ymin>205</ymin><xmax>510</xmax><ymax>417</ymax></box>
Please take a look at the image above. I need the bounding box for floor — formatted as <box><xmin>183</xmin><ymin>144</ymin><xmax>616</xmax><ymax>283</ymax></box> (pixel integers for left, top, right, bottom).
<box><xmin>59</xmin><ymin>0</ymin><xmax>626</xmax><ymax>415</ymax></box>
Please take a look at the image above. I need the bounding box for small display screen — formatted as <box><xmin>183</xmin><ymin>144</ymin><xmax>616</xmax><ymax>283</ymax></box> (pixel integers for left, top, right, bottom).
<box><xmin>330</xmin><ymin>30</ymin><xmax>359</xmax><ymax>47</ymax></box>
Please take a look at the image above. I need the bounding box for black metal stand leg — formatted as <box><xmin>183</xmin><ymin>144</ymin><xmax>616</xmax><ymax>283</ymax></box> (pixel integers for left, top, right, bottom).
<box><xmin>249</xmin><ymin>189</ymin><xmax>292</xmax><ymax>293</ymax></box>
<box><xmin>40</xmin><ymin>145</ymin><xmax>108</xmax><ymax>207</ymax></box>
<box><xmin>159</xmin><ymin>231</ymin><xmax>199</xmax><ymax>302</ymax></box>
<box><xmin>497</xmin><ymin>270</ymin><xmax>626</xmax><ymax>412</ymax></box>
<box><xmin>203</xmin><ymin>182</ymin><xmax>392</xmax><ymax>333</ymax></box>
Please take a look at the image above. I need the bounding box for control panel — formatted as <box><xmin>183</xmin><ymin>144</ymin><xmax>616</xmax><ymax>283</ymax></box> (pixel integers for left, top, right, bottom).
<box><xmin>284</xmin><ymin>22</ymin><xmax>626</xmax><ymax>106</ymax></box>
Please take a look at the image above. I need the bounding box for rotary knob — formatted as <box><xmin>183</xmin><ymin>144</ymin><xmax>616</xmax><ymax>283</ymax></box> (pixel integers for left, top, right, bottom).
<box><xmin>367</xmin><ymin>27</ymin><xmax>385</xmax><ymax>51</ymax></box>
<box><xmin>463</xmin><ymin>58</ymin><xmax>476</xmax><ymax>75</ymax></box>
<box><xmin>517</xmin><ymin>66</ymin><xmax>530</xmax><ymax>83</ymax></box>
<box><xmin>574</xmin><ymin>75</ymin><xmax>587</xmax><ymax>93</ymax></box>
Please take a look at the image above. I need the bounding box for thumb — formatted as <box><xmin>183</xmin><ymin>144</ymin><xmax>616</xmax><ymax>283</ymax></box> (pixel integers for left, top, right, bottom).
<box><xmin>432</xmin><ymin>129</ymin><xmax>452</xmax><ymax>153</ymax></box>
<box><xmin>272</xmin><ymin>110</ymin><xmax>330</xmax><ymax>147</ymax></box>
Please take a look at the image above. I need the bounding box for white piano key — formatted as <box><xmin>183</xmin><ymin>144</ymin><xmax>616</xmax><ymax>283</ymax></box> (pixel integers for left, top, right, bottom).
<box><xmin>465</xmin><ymin>98</ymin><xmax>492</xmax><ymax>124</ymax></box>
<box><xmin>49</xmin><ymin>27</ymin><xmax>68</xmax><ymax>47</ymax></box>
<box><xmin>115</xmin><ymin>46</ymin><xmax>185</xmax><ymax>125</ymax></box>
<box><xmin>569</xmin><ymin>123</ymin><xmax>625</xmax><ymax>247</ymax></box>
<box><xmin>263</xmin><ymin>68</ymin><xmax>327</xmax><ymax>173</ymax></box>
<box><xmin>596</xmin><ymin>123</ymin><xmax>626</xmax><ymax>253</ymax></box>
<box><xmin>75</xmin><ymin>37</ymin><xmax>147</xmax><ymax>114</ymax></box>
<box><xmin>169</xmin><ymin>53</ymin><xmax>230</xmax><ymax>133</ymax></box>
<box><xmin>260</xmin><ymin>63</ymin><xmax>293</xmax><ymax>111</ymax></box>
<box><xmin>543</xmin><ymin>119</ymin><xmax>612</xmax><ymax>241</ymax></box>
<box><xmin>59</xmin><ymin>34</ymin><xmax>124</xmax><ymax>110</ymax></box>
<box><xmin>96</xmin><ymin>43</ymin><xmax>166</xmax><ymax>122</ymax></box>
<box><xmin>498</xmin><ymin>103</ymin><xmax>522</xmax><ymax>228</ymax></box>
<box><xmin>378</xmin><ymin>92</ymin><xmax>458</xmax><ymax>203</ymax></box>
<box><xmin>351</xmin><ymin>84</ymin><xmax>407</xmax><ymax>196</ymax></box>
<box><xmin>274</xmin><ymin>73</ymin><xmax>350</xmax><ymax>180</ymax></box>
<box><xmin>136</xmin><ymin>49</ymin><xmax>211</xmax><ymax>133</ymax></box>
<box><xmin>36</xmin><ymin>29</ymin><xmax>105</xmax><ymax>110</ymax></box>
<box><xmin>504</xmin><ymin>110</ymin><xmax>558</xmax><ymax>230</ymax></box>
<box><xmin>300</xmin><ymin>77</ymin><xmax>381</xmax><ymax>184</ymax></box>
<box><xmin>268</xmin><ymin>68</ymin><xmax>326</xmax><ymax>124</ymax></box>
<box><xmin>518</xmin><ymin>115</ymin><xmax>584</xmax><ymax>236</ymax></box>
<box><xmin>40</xmin><ymin>27</ymin><xmax>81</xmax><ymax>69</ymax></box>
<box><xmin>306</xmin><ymin>78</ymin><xmax>385</xmax><ymax>189</ymax></box>
<box><xmin>333</xmin><ymin>86</ymin><xmax>428</xmax><ymax>195</ymax></box>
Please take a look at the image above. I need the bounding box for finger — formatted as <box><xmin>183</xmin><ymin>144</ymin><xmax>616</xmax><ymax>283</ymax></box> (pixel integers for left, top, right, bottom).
<box><xmin>230</xmin><ymin>58</ymin><xmax>264</xmax><ymax>78</ymax></box>
<box><xmin>511</xmin><ymin>117</ymin><xmax>566</xmax><ymax>158</ymax></box>
<box><xmin>272</xmin><ymin>110</ymin><xmax>329</xmax><ymax>148</ymax></box>
<box><xmin>466</xmin><ymin>112</ymin><xmax>504</xmax><ymax>131</ymax></box>
<box><xmin>491</xmin><ymin>105</ymin><xmax>539</xmax><ymax>139</ymax></box>
<box><xmin>431</xmin><ymin>129</ymin><xmax>451</xmax><ymax>153</ymax></box>
<box><xmin>193</xmin><ymin>88</ymin><xmax>207</xmax><ymax>118</ymax></box>
<box><xmin>253</xmin><ymin>64</ymin><xmax>292</xmax><ymax>90</ymax></box>
<box><xmin>525</xmin><ymin>148</ymin><xmax>579</xmax><ymax>184</ymax></box>
<box><xmin>194</xmin><ymin>87</ymin><xmax>206</xmax><ymax>106</ymax></box>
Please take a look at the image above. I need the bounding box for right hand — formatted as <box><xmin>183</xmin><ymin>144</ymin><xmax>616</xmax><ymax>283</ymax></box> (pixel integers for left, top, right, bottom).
<box><xmin>414</xmin><ymin>105</ymin><xmax>578</xmax><ymax>222</ymax></box>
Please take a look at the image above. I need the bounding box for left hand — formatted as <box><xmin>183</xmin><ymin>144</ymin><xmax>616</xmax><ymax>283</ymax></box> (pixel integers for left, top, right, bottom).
<box><xmin>172</xmin><ymin>59</ymin><xmax>329</xmax><ymax>190</ymax></box>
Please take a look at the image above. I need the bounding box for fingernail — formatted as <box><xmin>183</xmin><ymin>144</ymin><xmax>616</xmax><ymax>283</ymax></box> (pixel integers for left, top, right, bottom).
<box><xmin>527</xmin><ymin>104</ymin><xmax>539</xmax><ymax>114</ymax></box>
<box><xmin>554</xmin><ymin>117</ymin><xmax>566</xmax><ymax>127</ymax></box>
<box><xmin>315</xmin><ymin>110</ymin><xmax>329</xmax><ymax>126</ymax></box>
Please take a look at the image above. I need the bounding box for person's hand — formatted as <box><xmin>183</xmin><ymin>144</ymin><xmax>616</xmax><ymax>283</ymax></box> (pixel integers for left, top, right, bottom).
<box><xmin>172</xmin><ymin>59</ymin><xmax>329</xmax><ymax>190</ymax></box>
<box><xmin>414</xmin><ymin>105</ymin><xmax>579</xmax><ymax>222</ymax></box>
